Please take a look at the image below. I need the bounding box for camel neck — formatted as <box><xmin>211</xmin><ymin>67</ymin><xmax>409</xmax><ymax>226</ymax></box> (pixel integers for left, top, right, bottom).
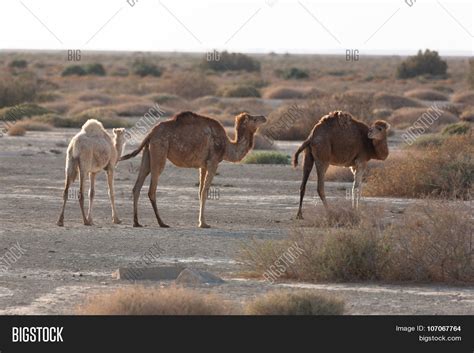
<box><xmin>114</xmin><ymin>139</ymin><xmax>125</xmax><ymax>163</ymax></box>
<box><xmin>224</xmin><ymin>129</ymin><xmax>254</xmax><ymax>162</ymax></box>
<box><xmin>372</xmin><ymin>138</ymin><xmax>389</xmax><ymax>160</ymax></box>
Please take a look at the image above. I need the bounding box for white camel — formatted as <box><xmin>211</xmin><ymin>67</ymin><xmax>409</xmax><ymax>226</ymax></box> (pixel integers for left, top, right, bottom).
<box><xmin>57</xmin><ymin>119</ymin><xmax>126</xmax><ymax>226</ymax></box>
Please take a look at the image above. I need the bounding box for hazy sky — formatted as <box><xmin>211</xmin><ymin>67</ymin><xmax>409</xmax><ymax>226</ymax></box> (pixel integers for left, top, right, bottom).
<box><xmin>0</xmin><ymin>0</ymin><xmax>472</xmax><ymax>55</ymax></box>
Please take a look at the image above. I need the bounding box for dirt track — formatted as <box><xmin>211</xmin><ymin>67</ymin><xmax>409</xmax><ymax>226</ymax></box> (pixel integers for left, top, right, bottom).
<box><xmin>0</xmin><ymin>129</ymin><xmax>473</xmax><ymax>314</ymax></box>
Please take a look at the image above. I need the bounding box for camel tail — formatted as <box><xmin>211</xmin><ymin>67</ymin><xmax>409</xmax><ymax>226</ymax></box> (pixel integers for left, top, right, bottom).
<box><xmin>292</xmin><ymin>139</ymin><xmax>311</xmax><ymax>168</ymax></box>
<box><xmin>119</xmin><ymin>135</ymin><xmax>151</xmax><ymax>161</ymax></box>
<box><xmin>65</xmin><ymin>148</ymin><xmax>79</xmax><ymax>183</ymax></box>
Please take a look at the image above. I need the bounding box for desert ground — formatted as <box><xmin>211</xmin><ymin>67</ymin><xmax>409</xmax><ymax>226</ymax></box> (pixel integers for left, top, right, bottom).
<box><xmin>0</xmin><ymin>51</ymin><xmax>472</xmax><ymax>314</ymax></box>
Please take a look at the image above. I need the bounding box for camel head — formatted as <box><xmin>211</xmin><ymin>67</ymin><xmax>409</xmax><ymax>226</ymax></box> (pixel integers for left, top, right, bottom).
<box><xmin>112</xmin><ymin>128</ymin><xmax>126</xmax><ymax>162</ymax></box>
<box><xmin>368</xmin><ymin>120</ymin><xmax>390</xmax><ymax>141</ymax></box>
<box><xmin>235</xmin><ymin>112</ymin><xmax>267</xmax><ymax>135</ymax></box>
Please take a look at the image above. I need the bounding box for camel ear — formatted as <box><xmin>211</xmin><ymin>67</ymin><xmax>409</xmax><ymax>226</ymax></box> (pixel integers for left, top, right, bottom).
<box><xmin>381</xmin><ymin>121</ymin><xmax>391</xmax><ymax>130</ymax></box>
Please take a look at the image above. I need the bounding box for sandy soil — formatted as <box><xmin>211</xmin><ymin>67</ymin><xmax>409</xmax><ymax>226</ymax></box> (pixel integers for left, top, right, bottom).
<box><xmin>0</xmin><ymin>129</ymin><xmax>472</xmax><ymax>315</ymax></box>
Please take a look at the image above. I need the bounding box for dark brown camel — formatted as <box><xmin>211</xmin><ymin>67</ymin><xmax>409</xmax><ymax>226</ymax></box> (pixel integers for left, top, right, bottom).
<box><xmin>293</xmin><ymin>111</ymin><xmax>390</xmax><ymax>218</ymax></box>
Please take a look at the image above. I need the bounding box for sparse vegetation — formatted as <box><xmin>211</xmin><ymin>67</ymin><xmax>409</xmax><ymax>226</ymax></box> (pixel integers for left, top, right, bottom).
<box><xmin>201</xmin><ymin>51</ymin><xmax>260</xmax><ymax>72</ymax></box>
<box><xmin>245</xmin><ymin>291</ymin><xmax>344</xmax><ymax>315</ymax></box>
<box><xmin>0</xmin><ymin>103</ymin><xmax>50</xmax><ymax>120</ymax></box>
<box><xmin>404</xmin><ymin>89</ymin><xmax>448</xmax><ymax>101</ymax></box>
<box><xmin>77</xmin><ymin>286</ymin><xmax>235</xmax><ymax>315</ymax></box>
<box><xmin>61</xmin><ymin>65</ymin><xmax>87</xmax><ymax>76</ymax></box>
<box><xmin>8</xmin><ymin>59</ymin><xmax>28</xmax><ymax>69</ymax></box>
<box><xmin>167</xmin><ymin>72</ymin><xmax>217</xmax><ymax>99</ymax></box>
<box><xmin>218</xmin><ymin>84</ymin><xmax>260</xmax><ymax>98</ymax></box>
<box><xmin>276</xmin><ymin>67</ymin><xmax>309</xmax><ymax>80</ymax></box>
<box><xmin>85</xmin><ymin>63</ymin><xmax>106</xmax><ymax>76</ymax></box>
<box><xmin>366</xmin><ymin>135</ymin><xmax>473</xmax><ymax>199</ymax></box>
<box><xmin>131</xmin><ymin>59</ymin><xmax>162</xmax><ymax>77</ymax></box>
<box><xmin>442</xmin><ymin>122</ymin><xmax>471</xmax><ymax>136</ymax></box>
<box><xmin>239</xmin><ymin>203</ymin><xmax>473</xmax><ymax>284</ymax></box>
<box><xmin>242</xmin><ymin>151</ymin><xmax>290</xmax><ymax>164</ymax></box>
<box><xmin>397</xmin><ymin>49</ymin><xmax>447</xmax><ymax>78</ymax></box>
<box><xmin>0</xmin><ymin>74</ymin><xmax>38</xmax><ymax>107</ymax></box>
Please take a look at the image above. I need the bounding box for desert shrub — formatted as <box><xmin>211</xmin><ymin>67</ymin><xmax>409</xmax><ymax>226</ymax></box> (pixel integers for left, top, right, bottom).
<box><xmin>263</xmin><ymin>86</ymin><xmax>308</xmax><ymax>99</ymax></box>
<box><xmin>112</xmin><ymin>102</ymin><xmax>156</xmax><ymax>117</ymax></box>
<box><xmin>460</xmin><ymin>108</ymin><xmax>474</xmax><ymax>122</ymax></box>
<box><xmin>373</xmin><ymin>92</ymin><xmax>424</xmax><ymax>110</ymax></box>
<box><xmin>383</xmin><ymin>203</ymin><xmax>473</xmax><ymax>283</ymax></box>
<box><xmin>6</xmin><ymin>124</ymin><xmax>26</xmax><ymax>136</ymax></box>
<box><xmin>9</xmin><ymin>119</ymin><xmax>52</xmax><ymax>131</ymax></box>
<box><xmin>85</xmin><ymin>63</ymin><xmax>106</xmax><ymax>76</ymax></box>
<box><xmin>36</xmin><ymin>91</ymin><xmax>62</xmax><ymax>103</ymax></box>
<box><xmin>239</xmin><ymin>203</ymin><xmax>472</xmax><ymax>284</ymax></box>
<box><xmin>217</xmin><ymin>85</ymin><xmax>260</xmax><ymax>98</ymax></box>
<box><xmin>388</xmin><ymin>107</ymin><xmax>457</xmax><ymax>131</ymax></box>
<box><xmin>8</xmin><ymin>59</ymin><xmax>28</xmax><ymax>69</ymax></box>
<box><xmin>404</xmin><ymin>89</ymin><xmax>448</xmax><ymax>101</ymax></box>
<box><xmin>77</xmin><ymin>92</ymin><xmax>114</xmax><ymax>105</ymax></box>
<box><xmin>33</xmin><ymin>112</ymin><xmax>131</xmax><ymax>129</ymax></box>
<box><xmin>0</xmin><ymin>103</ymin><xmax>50</xmax><ymax>121</ymax></box>
<box><xmin>111</xmin><ymin>67</ymin><xmax>129</xmax><ymax>77</ymax></box>
<box><xmin>201</xmin><ymin>51</ymin><xmax>260</xmax><ymax>72</ymax></box>
<box><xmin>61</xmin><ymin>65</ymin><xmax>87</xmax><ymax>76</ymax></box>
<box><xmin>442</xmin><ymin>122</ymin><xmax>471</xmax><ymax>136</ymax></box>
<box><xmin>242</xmin><ymin>151</ymin><xmax>290</xmax><ymax>164</ymax></box>
<box><xmin>245</xmin><ymin>291</ymin><xmax>344</xmax><ymax>315</ymax></box>
<box><xmin>365</xmin><ymin>135</ymin><xmax>473</xmax><ymax>199</ymax></box>
<box><xmin>397</xmin><ymin>49</ymin><xmax>447</xmax><ymax>78</ymax></box>
<box><xmin>167</xmin><ymin>72</ymin><xmax>217</xmax><ymax>99</ymax></box>
<box><xmin>0</xmin><ymin>74</ymin><xmax>38</xmax><ymax>107</ymax></box>
<box><xmin>276</xmin><ymin>67</ymin><xmax>309</xmax><ymax>80</ymax></box>
<box><xmin>372</xmin><ymin>108</ymin><xmax>392</xmax><ymax>120</ymax></box>
<box><xmin>452</xmin><ymin>91</ymin><xmax>474</xmax><ymax>105</ymax></box>
<box><xmin>407</xmin><ymin>134</ymin><xmax>445</xmax><ymax>149</ymax></box>
<box><xmin>131</xmin><ymin>59</ymin><xmax>162</xmax><ymax>77</ymax></box>
<box><xmin>77</xmin><ymin>286</ymin><xmax>235</xmax><ymax>315</ymax></box>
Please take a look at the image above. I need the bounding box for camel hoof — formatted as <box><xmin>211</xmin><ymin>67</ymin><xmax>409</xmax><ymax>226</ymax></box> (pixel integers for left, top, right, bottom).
<box><xmin>296</xmin><ymin>213</ymin><xmax>304</xmax><ymax>220</ymax></box>
<box><xmin>113</xmin><ymin>218</ymin><xmax>122</xmax><ymax>224</ymax></box>
<box><xmin>199</xmin><ymin>223</ymin><xmax>211</xmax><ymax>229</ymax></box>
<box><xmin>133</xmin><ymin>223</ymin><xmax>143</xmax><ymax>228</ymax></box>
<box><xmin>84</xmin><ymin>222</ymin><xmax>92</xmax><ymax>226</ymax></box>
<box><xmin>159</xmin><ymin>223</ymin><xmax>170</xmax><ymax>228</ymax></box>
<box><xmin>56</xmin><ymin>220</ymin><xmax>64</xmax><ymax>227</ymax></box>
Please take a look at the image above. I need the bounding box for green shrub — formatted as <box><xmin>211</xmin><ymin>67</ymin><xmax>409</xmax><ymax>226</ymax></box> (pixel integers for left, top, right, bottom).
<box><xmin>131</xmin><ymin>59</ymin><xmax>162</xmax><ymax>77</ymax></box>
<box><xmin>218</xmin><ymin>85</ymin><xmax>260</xmax><ymax>98</ymax></box>
<box><xmin>242</xmin><ymin>151</ymin><xmax>290</xmax><ymax>164</ymax></box>
<box><xmin>245</xmin><ymin>291</ymin><xmax>344</xmax><ymax>315</ymax></box>
<box><xmin>62</xmin><ymin>65</ymin><xmax>87</xmax><ymax>76</ymax></box>
<box><xmin>201</xmin><ymin>51</ymin><xmax>260</xmax><ymax>72</ymax></box>
<box><xmin>276</xmin><ymin>67</ymin><xmax>309</xmax><ymax>80</ymax></box>
<box><xmin>32</xmin><ymin>113</ymin><xmax>132</xmax><ymax>129</ymax></box>
<box><xmin>442</xmin><ymin>122</ymin><xmax>471</xmax><ymax>136</ymax></box>
<box><xmin>8</xmin><ymin>59</ymin><xmax>28</xmax><ymax>69</ymax></box>
<box><xmin>85</xmin><ymin>63</ymin><xmax>106</xmax><ymax>76</ymax></box>
<box><xmin>397</xmin><ymin>49</ymin><xmax>447</xmax><ymax>78</ymax></box>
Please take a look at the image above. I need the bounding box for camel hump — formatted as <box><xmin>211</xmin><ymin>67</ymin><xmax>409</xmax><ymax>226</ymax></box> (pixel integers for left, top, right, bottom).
<box><xmin>81</xmin><ymin>119</ymin><xmax>106</xmax><ymax>135</ymax></box>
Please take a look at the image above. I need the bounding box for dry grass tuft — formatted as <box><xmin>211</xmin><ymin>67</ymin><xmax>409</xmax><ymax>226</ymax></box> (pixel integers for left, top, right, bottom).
<box><xmin>9</xmin><ymin>119</ymin><xmax>52</xmax><ymax>131</ymax></box>
<box><xmin>388</xmin><ymin>107</ymin><xmax>458</xmax><ymax>131</ymax></box>
<box><xmin>451</xmin><ymin>90</ymin><xmax>474</xmax><ymax>105</ymax></box>
<box><xmin>245</xmin><ymin>291</ymin><xmax>344</xmax><ymax>315</ymax></box>
<box><xmin>365</xmin><ymin>135</ymin><xmax>473</xmax><ymax>199</ymax></box>
<box><xmin>77</xmin><ymin>286</ymin><xmax>235</xmax><ymax>315</ymax></box>
<box><xmin>460</xmin><ymin>108</ymin><xmax>474</xmax><ymax>122</ymax></box>
<box><xmin>263</xmin><ymin>86</ymin><xmax>309</xmax><ymax>99</ymax></box>
<box><xmin>239</xmin><ymin>202</ymin><xmax>472</xmax><ymax>284</ymax></box>
<box><xmin>373</xmin><ymin>92</ymin><xmax>425</xmax><ymax>110</ymax></box>
<box><xmin>6</xmin><ymin>124</ymin><xmax>26</xmax><ymax>136</ymax></box>
<box><xmin>404</xmin><ymin>89</ymin><xmax>448</xmax><ymax>101</ymax></box>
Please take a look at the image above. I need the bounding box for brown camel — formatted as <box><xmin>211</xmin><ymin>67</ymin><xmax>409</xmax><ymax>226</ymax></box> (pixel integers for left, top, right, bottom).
<box><xmin>293</xmin><ymin>111</ymin><xmax>390</xmax><ymax>217</ymax></box>
<box><xmin>57</xmin><ymin>119</ymin><xmax>126</xmax><ymax>226</ymax></box>
<box><xmin>120</xmin><ymin>111</ymin><xmax>266</xmax><ymax>228</ymax></box>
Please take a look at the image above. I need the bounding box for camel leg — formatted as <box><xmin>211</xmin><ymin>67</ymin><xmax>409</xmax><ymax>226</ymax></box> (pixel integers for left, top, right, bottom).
<box><xmin>352</xmin><ymin>163</ymin><xmax>366</xmax><ymax>209</ymax></box>
<box><xmin>86</xmin><ymin>172</ymin><xmax>96</xmax><ymax>225</ymax></box>
<box><xmin>199</xmin><ymin>167</ymin><xmax>207</xmax><ymax>201</ymax></box>
<box><xmin>198</xmin><ymin>165</ymin><xmax>217</xmax><ymax>228</ymax></box>
<box><xmin>296</xmin><ymin>151</ymin><xmax>314</xmax><ymax>220</ymax></box>
<box><xmin>78</xmin><ymin>169</ymin><xmax>91</xmax><ymax>226</ymax></box>
<box><xmin>315</xmin><ymin>160</ymin><xmax>329</xmax><ymax>208</ymax></box>
<box><xmin>132</xmin><ymin>147</ymin><xmax>150</xmax><ymax>227</ymax></box>
<box><xmin>57</xmin><ymin>175</ymin><xmax>72</xmax><ymax>226</ymax></box>
<box><xmin>148</xmin><ymin>147</ymin><xmax>169</xmax><ymax>228</ymax></box>
<box><xmin>106</xmin><ymin>167</ymin><xmax>121</xmax><ymax>224</ymax></box>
